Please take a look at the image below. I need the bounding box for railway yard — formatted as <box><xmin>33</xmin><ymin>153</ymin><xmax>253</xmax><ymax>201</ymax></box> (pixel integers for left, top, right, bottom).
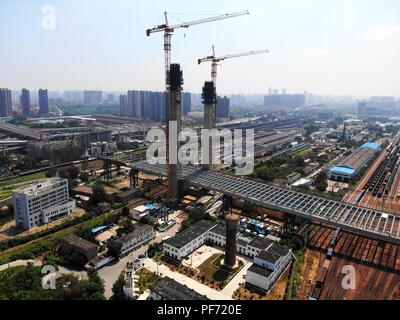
<box><xmin>303</xmin><ymin>223</ymin><xmax>400</xmax><ymax>300</ymax></box>
<box><xmin>345</xmin><ymin>132</ymin><xmax>400</xmax><ymax>212</ymax></box>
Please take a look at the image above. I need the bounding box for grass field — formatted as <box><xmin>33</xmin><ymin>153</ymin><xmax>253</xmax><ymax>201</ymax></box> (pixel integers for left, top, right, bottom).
<box><xmin>0</xmin><ymin>172</ymin><xmax>46</xmax><ymax>188</ymax></box>
<box><xmin>0</xmin><ymin>212</ymin><xmax>114</xmax><ymax>265</ymax></box>
<box><xmin>0</xmin><ymin>189</ymin><xmax>12</xmax><ymax>201</ymax></box>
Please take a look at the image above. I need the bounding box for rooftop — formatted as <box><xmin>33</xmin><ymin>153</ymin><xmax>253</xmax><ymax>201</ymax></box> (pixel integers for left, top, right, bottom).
<box><xmin>248</xmin><ymin>237</ymin><xmax>274</xmax><ymax>250</ymax></box>
<box><xmin>150</xmin><ymin>277</ymin><xmax>209</xmax><ymax>300</ymax></box>
<box><xmin>118</xmin><ymin>224</ymin><xmax>154</xmax><ymax>244</ymax></box>
<box><xmin>14</xmin><ymin>178</ymin><xmax>67</xmax><ymax>196</ymax></box>
<box><xmin>256</xmin><ymin>243</ymin><xmax>290</xmax><ymax>264</ymax></box>
<box><xmin>165</xmin><ymin>220</ymin><xmax>215</xmax><ymax>249</ymax></box>
<box><xmin>330</xmin><ymin>166</ymin><xmax>356</xmax><ymax>176</ymax></box>
<box><xmin>208</xmin><ymin>224</ymin><xmax>226</xmax><ymax>237</ymax></box>
<box><xmin>62</xmin><ymin>234</ymin><xmax>97</xmax><ymax>252</ymax></box>
<box><xmin>362</xmin><ymin>142</ymin><xmax>381</xmax><ymax>150</ymax></box>
<box><xmin>336</xmin><ymin>143</ymin><xmax>379</xmax><ymax>171</ymax></box>
<box><xmin>248</xmin><ymin>263</ymin><xmax>272</xmax><ymax>278</ymax></box>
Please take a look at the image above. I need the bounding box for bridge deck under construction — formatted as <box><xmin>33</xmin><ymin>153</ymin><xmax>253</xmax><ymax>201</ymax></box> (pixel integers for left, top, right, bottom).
<box><xmin>131</xmin><ymin>161</ymin><xmax>400</xmax><ymax>245</ymax></box>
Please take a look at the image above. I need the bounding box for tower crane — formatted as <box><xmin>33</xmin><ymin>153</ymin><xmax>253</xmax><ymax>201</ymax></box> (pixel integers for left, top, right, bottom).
<box><xmin>146</xmin><ymin>11</ymin><xmax>249</xmax><ymax>90</ymax></box>
<box><xmin>198</xmin><ymin>46</ymin><xmax>269</xmax><ymax>86</ymax></box>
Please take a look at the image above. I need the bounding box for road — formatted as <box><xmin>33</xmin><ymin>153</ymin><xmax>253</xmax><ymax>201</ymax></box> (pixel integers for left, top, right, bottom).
<box><xmin>98</xmin><ymin>212</ymin><xmax>183</xmax><ymax>299</ymax></box>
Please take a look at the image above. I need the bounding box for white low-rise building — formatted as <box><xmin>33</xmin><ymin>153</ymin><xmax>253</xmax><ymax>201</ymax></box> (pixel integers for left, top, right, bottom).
<box><xmin>246</xmin><ymin>242</ymin><xmax>292</xmax><ymax>292</ymax></box>
<box><xmin>13</xmin><ymin>178</ymin><xmax>76</xmax><ymax>230</ymax></box>
<box><xmin>164</xmin><ymin>219</ymin><xmax>292</xmax><ymax>293</ymax></box>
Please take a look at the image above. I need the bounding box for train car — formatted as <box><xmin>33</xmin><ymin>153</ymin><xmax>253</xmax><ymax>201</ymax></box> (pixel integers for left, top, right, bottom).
<box><xmin>327</xmin><ymin>248</ymin><xmax>334</xmax><ymax>260</ymax></box>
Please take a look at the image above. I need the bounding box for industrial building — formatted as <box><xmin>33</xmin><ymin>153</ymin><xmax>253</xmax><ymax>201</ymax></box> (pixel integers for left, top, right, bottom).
<box><xmin>117</xmin><ymin>224</ymin><xmax>156</xmax><ymax>255</ymax></box>
<box><xmin>26</xmin><ymin>140</ymin><xmax>85</xmax><ymax>164</ymax></box>
<box><xmin>329</xmin><ymin>142</ymin><xmax>381</xmax><ymax>182</ymax></box>
<box><xmin>254</xmin><ymin>131</ymin><xmax>296</xmax><ymax>154</ymax></box>
<box><xmin>148</xmin><ymin>277</ymin><xmax>209</xmax><ymax>300</ymax></box>
<box><xmin>12</xmin><ymin>178</ymin><xmax>76</xmax><ymax>230</ymax></box>
<box><xmin>60</xmin><ymin>235</ymin><xmax>98</xmax><ymax>260</ymax></box>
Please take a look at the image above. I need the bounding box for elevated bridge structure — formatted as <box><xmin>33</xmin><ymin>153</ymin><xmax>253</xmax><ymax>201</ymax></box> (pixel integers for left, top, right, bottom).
<box><xmin>130</xmin><ymin>161</ymin><xmax>400</xmax><ymax>245</ymax></box>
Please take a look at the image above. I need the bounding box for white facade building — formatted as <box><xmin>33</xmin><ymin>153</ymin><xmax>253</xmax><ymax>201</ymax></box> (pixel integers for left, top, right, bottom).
<box><xmin>164</xmin><ymin>220</ymin><xmax>292</xmax><ymax>293</ymax></box>
<box><xmin>13</xmin><ymin>178</ymin><xmax>76</xmax><ymax>230</ymax></box>
<box><xmin>246</xmin><ymin>242</ymin><xmax>292</xmax><ymax>292</ymax></box>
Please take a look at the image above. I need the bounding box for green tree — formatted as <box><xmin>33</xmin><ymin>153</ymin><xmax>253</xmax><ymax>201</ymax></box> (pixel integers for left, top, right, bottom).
<box><xmin>45</xmin><ymin>167</ymin><xmax>57</xmax><ymax>178</ymax></box>
<box><xmin>121</xmin><ymin>206</ymin><xmax>130</xmax><ymax>217</ymax></box>
<box><xmin>108</xmin><ymin>241</ymin><xmax>122</xmax><ymax>258</ymax></box>
<box><xmin>111</xmin><ymin>274</ymin><xmax>126</xmax><ymax>300</ymax></box>
<box><xmin>90</xmin><ymin>185</ymin><xmax>110</xmax><ymax>206</ymax></box>
<box><xmin>117</xmin><ymin>220</ymin><xmax>134</xmax><ymax>236</ymax></box>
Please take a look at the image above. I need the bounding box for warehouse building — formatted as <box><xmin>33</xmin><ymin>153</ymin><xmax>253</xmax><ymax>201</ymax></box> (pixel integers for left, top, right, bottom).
<box><xmin>60</xmin><ymin>235</ymin><xmax>98</xmax><ymax>260</ymax></box>
<box><xmin>329</xmin><ymin>142</ymin><xmax>381</xmax><ymax>182</ymax></box>
<box><xmin>118</xmin><ymin>224</ymin><xmax>156</xmax><ymax>255</ymax></box>
<box><xmin>13</xmin><ymin>178</ymin><xmax>76</xmax><ymax>230</ymax></box>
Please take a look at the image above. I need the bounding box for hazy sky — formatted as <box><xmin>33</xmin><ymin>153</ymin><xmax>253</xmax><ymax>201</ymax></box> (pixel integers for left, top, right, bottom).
<box><xmin>1</xmin><ymin>0</ymin><xmax>399</xmax><ymax>96</ymax></box>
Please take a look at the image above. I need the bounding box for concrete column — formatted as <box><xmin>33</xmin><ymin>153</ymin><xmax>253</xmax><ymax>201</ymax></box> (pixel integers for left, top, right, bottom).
<box><xmin>166</xmin><ymin>64</ymin><xmax>183</xmax><ymax>205</ymax></box>
<box><xmin>202</xmin><ymin>81</ymin><xmax>216</xmax><ymax>170</ymax></box>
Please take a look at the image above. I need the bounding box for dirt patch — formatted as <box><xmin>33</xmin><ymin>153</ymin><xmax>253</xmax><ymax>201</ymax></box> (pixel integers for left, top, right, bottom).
<box><xmin>296</xmin><ymin>250</ymin><xmax>322</xmax><ymax>300</ymax></box>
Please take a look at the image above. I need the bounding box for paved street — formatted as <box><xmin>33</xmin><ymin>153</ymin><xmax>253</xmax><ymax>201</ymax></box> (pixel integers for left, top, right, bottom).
<box><xmin>98</xmin><ymin>212</ymin><xmax>183</xmax><ymax>299</ymax></box>
<box><xmin>142</xmin><ymin>258</ymin><xmax>231</xmax><ymax>300</ymax></box>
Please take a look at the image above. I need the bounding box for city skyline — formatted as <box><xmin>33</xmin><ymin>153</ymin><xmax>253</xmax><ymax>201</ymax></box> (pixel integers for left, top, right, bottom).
<box><xmin>1</xmin><ymin>0</ymin><xmax>399</xmax><ymax>97</ymax></box>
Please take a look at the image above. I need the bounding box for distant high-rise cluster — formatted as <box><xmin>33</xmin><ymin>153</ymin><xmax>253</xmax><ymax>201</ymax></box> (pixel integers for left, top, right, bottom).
<box><xmin>119</xmin><ymin>90</ymin><xmax>194</xmax><ymax>122</ymax></box>
<box><xmin>0</xmin><ymin>88</ymin><xmax>12</xmax><ymax>117</ymax></box>
<box><xmin>120</xmin><ymin>90</ymin><xmax>166</xmax><ymax>122</ymax></box>
<box><xmin>38</xmin><ymin>89</ymin><xmax>49</xmax><ymax>115</ymax></box>
<box><xmin>83</xmin><ymin>90</ymin><xmax>103</xmax><ymax>105</ymax></box>
<box><xmin>20</xmin><ymin>88</ymin><xmax>31</xmax><ymax>116</ymax></box>
<box><xmin>264</xmin><ymin>88</ymin><xmax>305</xmax><ymax>109</ymax></box>
<box><xmin>216</xmin><ymin>96</ymin><xmax>230</xmax><ymax>119</ymax></box>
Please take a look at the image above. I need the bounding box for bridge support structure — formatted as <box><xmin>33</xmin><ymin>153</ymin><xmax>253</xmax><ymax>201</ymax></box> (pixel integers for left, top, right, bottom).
<box><xmin>102</xmin><ymin>159</ymin><xmax>112</xmax><ymax>181</ymax></box>
<box><xmin>166</xmin><ymin>64</ymin><xmax>183</xmax><ymax>204</ymax></box>
<box><xmin>130</xmin><ymin>169</ymin><xmax>139</xmax><ymax>189</ymax></box>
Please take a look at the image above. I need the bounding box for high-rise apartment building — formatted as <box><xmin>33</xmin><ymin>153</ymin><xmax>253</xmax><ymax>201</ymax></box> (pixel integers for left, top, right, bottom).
<box><xmin>38</xmin><ymin>89</ymin><xmax>49</xmax><ymax>115</ymax></box>
<box><xmin>119</xmin><ymin>94</ymin><xmax>128</xmax><ymax>116</ymax></box>
<box><xmin>182</xmin><ymin>92</ymin><xmax>192</xmax><ymax>116</ymax></box>
<box><xmin>13</xmin><ymin>178</ymin><xmax>76</xmax><ymax>230</ymax></box>
<box><xmin>20</xmin><ymin>88</ymin><xmax>31</xmax><ymax>116</ymax></box>
<box><xmin>0</xmin><ymin>88</ymin><xmax>12</xmax><ymax>117</ymax></box>
<box><xmin>216</xmin><ymin>96</ymin><xmax>230</xmax><ymax>119</ymax></box>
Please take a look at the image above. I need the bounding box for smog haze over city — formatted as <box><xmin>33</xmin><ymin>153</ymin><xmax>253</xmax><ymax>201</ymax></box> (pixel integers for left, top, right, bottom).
<box><xmin>1</xmin><ymin>0</ymin><xmax>400</xmax><ymax>96</ymax></box>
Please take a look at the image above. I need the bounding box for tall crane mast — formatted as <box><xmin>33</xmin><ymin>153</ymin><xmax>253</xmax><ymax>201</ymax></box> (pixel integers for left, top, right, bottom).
<box><xmin>146</xmin><ymin>11</ymin><xmax>249</xmax><ymax>90</ymax></box>
<box><xmin>198</xmin><ymin>46</ymin><xmax>269</xmax><ymax>86</ymax></box>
